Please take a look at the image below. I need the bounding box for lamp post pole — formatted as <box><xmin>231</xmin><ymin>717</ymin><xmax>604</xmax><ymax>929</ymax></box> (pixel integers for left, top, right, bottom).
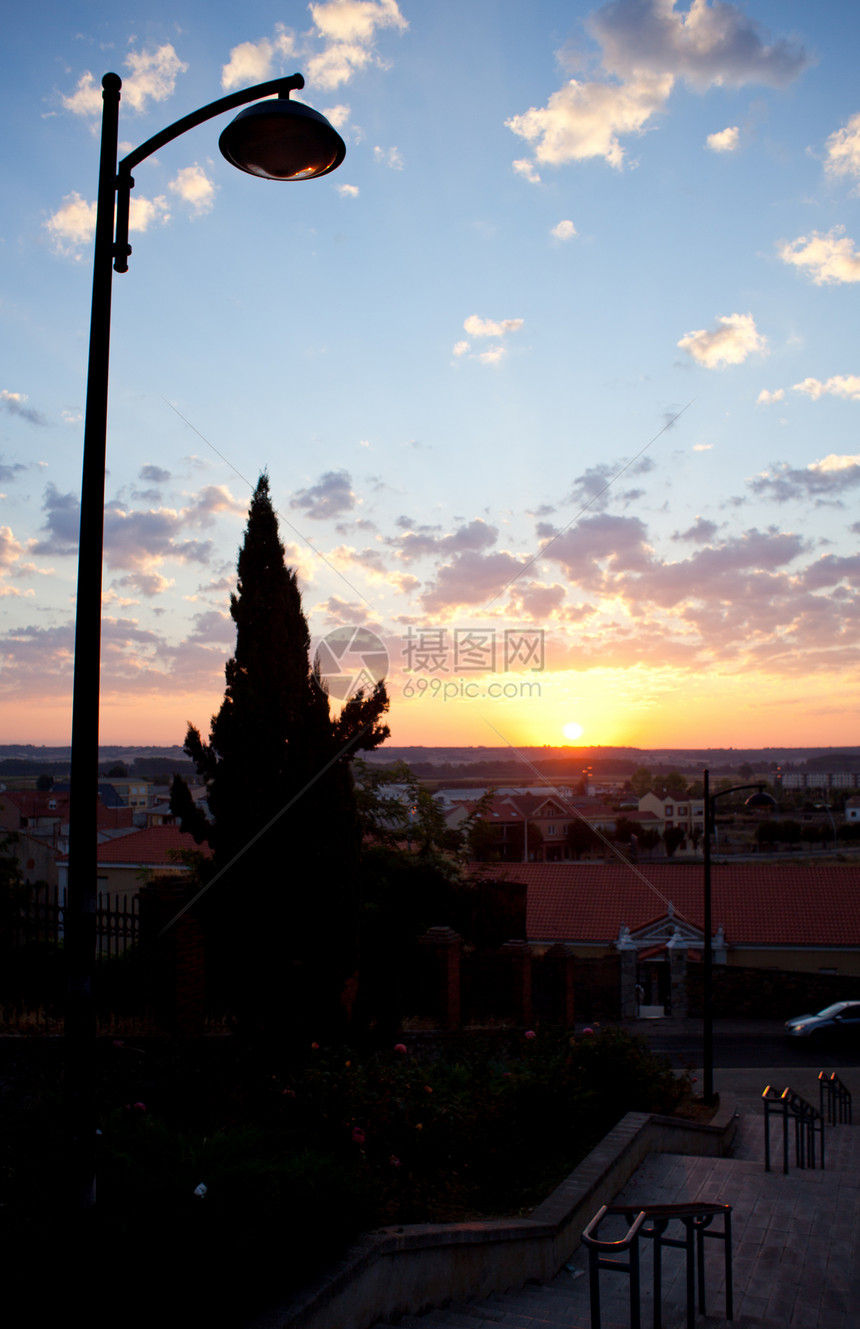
<box><xmin>65</xmin><ymin>71</ymin><xmax>345</xmax><ymax>1207</ymax></box>
<box><xmin>701</xmin><ymin>769</ymin><xmax>776</xmax><ymax>1103</ymax></box>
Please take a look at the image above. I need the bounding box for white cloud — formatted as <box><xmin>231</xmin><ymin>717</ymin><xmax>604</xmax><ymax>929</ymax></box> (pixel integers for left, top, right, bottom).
<box><xmin>757</xmin><ymin>388</ymin><xmax>784</xmax><ymax>406</ymax></box>
<box><xmin>513</xmin><ymin>158</ymin><xmax>541</xmax><ymax>183</ymax></box>
<box><xmin>64</xmin><ymin>45</ymin><xmax>188</xmax><ymax>117</ymax></box>
<box><xmin>778</xmin><ymin>226</ymin><xmax>860</xmax><ymax>285</ymax></box>
<box><xmin>590</xmin><ymin>0</ymin><xmax>809</xmax><ymax>89</ymax></box>
<box><xmin>812</xmin><ymin>453</ymin><xmax>860</xmax><ymax>472</ymax></box>
<box><xmin>507</xmin><ymin>73</ymin><xmax>673</xmax><ymax>172</ymax></box>
<box><xmin>463</xmin><ymin>315</ymin><xmax>523</xmax><ymax>338</ymax></box>
<box><xmin>221</xmin><ymin>26</ymin><xmax>295</xmax><ymax>91</ymax></box>
<box><xmin>168</xmin><ymin>165</ymin><xmax>216</xmax><ymax>216</ymax></box>
<box><xmin>477</xmin><ymin>347</ymin><xmax>507</xmax><ymax>366</ymax></box>
<box><xmin>551</xmin><ymin>219</ymin><xmax>577</xmax><ymax>240</ymax></box>
<box><xmin>824</xmin><ymin>112</ymin><xmax>860</xmax><ymax>188</ymax></box>
<box><xmin>373</xmin><ymin>145</ymin><xmax>403</xmax><ymax>169</ymax></box>
<box><xmin>0</xmin><ymin>391</ymin><xmax>47</xmax><ymax>425</ymax></box>
<box><xmin>44</xmin><ymin>193</ymin><xmax>96</xmax><ymax>256</ymax></box>
<box><xmin>336</xmin><ymin>183</ymin><xmax>360</xmax><ymax>197</ymax></box>
<box><xmin>793</xmin><ymin>375</ymin><xmax>860</xmax><ymax>402</ymax></box>
<box><xmin>452</xmin><ymin>341</ymin><xmax>470</xmax><ymax>357</ymax></box>
<box><xmin>507</xmin><ymin>1</ymin><xmax>808</xmax><ymax>176</ymax></box>
<box><xmin>306</xmin><ymin>0</ymin><xmax>408</xmax><ymax>90</ymax></box>
<box><xmin>322</xmin><ymin>103</ymin><xmax>351</xmax><ymax>129</ymax></box>
<box><xmin>706</xmin><ymin>125</ymin><xmax>739</xmax><ymax>152</ymax></box>
<box><xmin>127</xmin><ymin>194</ymin><xmax>170</xmax><ymax>233</ymax></box>
<box><xmin>678</xmin><ymin>312</ymin><xmax>765</xmax><ymax>368</ymax></box>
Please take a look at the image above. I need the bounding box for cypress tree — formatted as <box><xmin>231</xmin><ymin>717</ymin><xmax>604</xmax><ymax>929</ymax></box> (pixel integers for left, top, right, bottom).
<box><xmin>175</xmin><ymin>473</ymin><xmax>389</xmax><ymax>1039</ymax></box>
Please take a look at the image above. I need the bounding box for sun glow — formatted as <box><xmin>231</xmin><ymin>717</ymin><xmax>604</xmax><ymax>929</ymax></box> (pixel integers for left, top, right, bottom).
<box><xmin>562</xmin><ymin>721</ymin><xmax>584</xmax><ymax>742</ymax></box>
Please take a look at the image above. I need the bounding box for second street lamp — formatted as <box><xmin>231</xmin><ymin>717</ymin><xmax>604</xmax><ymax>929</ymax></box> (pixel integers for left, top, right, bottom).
<box><xmin>67</xmin><ymin>71</ymin><xmax>344</xmax><ymax>1208</ymax></box>
<box><xmin>701</xmin><ymin>768</ymin><xmax>776</xmax><ymax>1103</ymax></box>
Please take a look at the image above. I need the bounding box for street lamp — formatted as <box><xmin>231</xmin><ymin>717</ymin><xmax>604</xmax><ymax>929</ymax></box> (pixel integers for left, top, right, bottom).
<box><xmin>66</xmin><ymin>71</ymin><xmax>344</xmax><ymax>1207</ymax></box>
<box><xmin>701</xmin><ymin>768</ymin><xmax>776</xmax><ymax>1103</ymax></box>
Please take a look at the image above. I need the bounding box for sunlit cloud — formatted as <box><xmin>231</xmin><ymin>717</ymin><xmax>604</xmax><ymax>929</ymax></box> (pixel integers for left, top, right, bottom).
<box><xmin>336</xmin><ymin>183</ymin><xmax>360</xmax><ymax>197</ymax></box>
<box><xmin>221</xmin><ymin>26</ymin><xmax>295</xmax><ymax>90</ymax></box>
<box><xmin>168</xmin><ymin>164</ymin><xmax>217</xmax><ymax>216</ymax></box>
<box><xmin>63</xmin><ymin>45</ymin><xmax>188</xmax><ymax>118</ymax></box>
<box><xmin>291</xmin><ymin>469</ymin><xmax>357</xmax><ymax>520</ymax></box>
<box><xmin>373</xmin><ymin>144</ymin><xmax>403</xmax><ymax>169</ymax></box>
<box><xmin>757</xmin><ymin>388</ymin><xmax>784</xmax><ymax>405</ymax></box>
<box><xmin>779</xmin><ymin>226</ymin><xmax>860</xmax><ymax>285</ymax></box>
<box><xmin>45</xmin><ymin>190</ymin><xmax>169</xmax><ymax>257</ymax></box>
<box><xmin>463</xmin><ymin>315</ymin><xmax>523</xmax><ymax>337</ymax></box>
<box><xmin>306</xmin><ymin>0</ymin><xmax>408</xmax><ymax>90</ymax></box>
<box><xmin>750</xmin><ymin>453</ymin><xmax>860</xmax><ymax>503</ymax></box>
<box><xmin>0</xmin><ymin>391</ymin><xmax>47</xmax><ymax>426</ymax></box>
<box><xmin>678</xmin><ymin>312</ymin><xmax>765</xmax><ymax>368</ymax></box>
<box><xmin>793</xmin><ymin>375</ymin><xmax>860</xmax><ymax>402</ymax></box>
<box><xmin>551</xmin><ymin>219</ymin><xmax>577</xmax><ymax>239</ymax></box>
<box><xmin>706</xmin><ymin>126</ymin><xmax>739</xmax><ymax>152</ymax></box>
<box><xmin>824</xmin><ymin>112</ymin><xmax>860</xmax><ymax>189</ymax></box>
<box><xmin>322</xmin><ymin>103</ymin><xmax>351</xmax><ymax>128</ymax></box>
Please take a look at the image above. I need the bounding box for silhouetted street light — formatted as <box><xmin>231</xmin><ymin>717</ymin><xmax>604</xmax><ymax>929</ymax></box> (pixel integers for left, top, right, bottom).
<box><xmin>702</xmin><ymin>769</ymin><xmax>776</xmax><ymax>1103</ymax></box>
<box><xmin>66</xmin><ymin>71</ymin><xmax>344</xmax><ymax>1208</ymax></box>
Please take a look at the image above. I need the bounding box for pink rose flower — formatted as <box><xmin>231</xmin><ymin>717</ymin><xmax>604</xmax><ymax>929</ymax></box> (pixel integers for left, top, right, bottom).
<box><xmin>524</xmin><ymin>1030</ymin><xmax>536</xmax><ymax>1039</ymax></box>
<box><xmin>582</xmin><ymin>1027</ymin><xmax>594</xmax><ymax>1036</ymax></box>
<box><xmin>394</xmin><ymin>1043</ymin><xmax>407</xmax><ymax>1054</ymax></box>
<box><xmin>132</xmin><ymin>1102</ymin><xmax>146</xmax><ymax>1112</ymax></box>
<box><xmin>389</xmin><ymin>1155</ymin><xmax>401</xmax><ymax>1167</ymax></box>
<box><xmin>352</xmin><ymin>1126</ymin><xmax>366</xmax><ymax>1145</ymax></box>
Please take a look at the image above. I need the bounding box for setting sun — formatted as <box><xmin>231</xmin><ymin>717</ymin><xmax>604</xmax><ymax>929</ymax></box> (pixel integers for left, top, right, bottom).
<box><xmin>562</xmin><ymin>722</ymin><xmax>584</xmax><ymax>742</ymax></box>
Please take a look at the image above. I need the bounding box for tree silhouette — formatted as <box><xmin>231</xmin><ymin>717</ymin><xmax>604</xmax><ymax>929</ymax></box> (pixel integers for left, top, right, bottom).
<box><xmin>175</xmin><ymin>473</ymin><xmax>389</xmax><ymax>1039</ymax></box>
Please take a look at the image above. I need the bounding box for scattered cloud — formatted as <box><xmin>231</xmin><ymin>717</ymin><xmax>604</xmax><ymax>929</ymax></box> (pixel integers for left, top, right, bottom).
<box><xmin>306</xmin><ymin>0</ymin><xmax>408</xmax><ymax>90</ymax></box>
<box><xmin>463</xmin><ymin>315</ymin><xmax>524</xmax><ymax>338</ymax></box>
<box><xmin>824</xmin><ymin>112</ymin><xmax>860</xmax><ymax>189</ymax></box>
<box><xmin>63</xmin><ymin>45</ymin><xmax>188</xmax><ymax>118</ymax></box>
<box><xmin>291</xmin><ymin>469</ymin><xmax>357</xmax><ymax>520</ymax></box>
<box><xmin>336</xmin><ymin>183</ymin><xmax>360</xmax><ymax>197</ymax></box>
<box><xmin>513</xmin><ymin>158</ymin><xmax>541</xmax><ymax>183</ymax></box>
<box><xmin>678</xmin><ymin>312</ymin><xmax>765</xmax><ymax>368</ymax></box>
<box><xmin>778</xmin><ymin>226</ymin><xmax>860</xmax><ymax>285</ymax></box>
<box><xmin>221</xmin><ymin>25</ymin><xmax>295</xmax><ymax>90</ymax></box>
<box><xmin>757</xmin><ymin>388</ymin><xmax>785</xmax><ymax>406</ymax></box>
<box><xmin>507</xmin><ymin>0</ymin><xmax>808</xmax><ymax>176</ymax></box>
<box><xmin>793</xmin><ymin>376</ymin><xmax>860</xmax><ymax>402</ymax></box>
<box><xmin>168</xmin><ymin>164</ymin><xmax>217</xmax><ymax>216</ymax></box>
<box><xmin>672</xmin><ymin>516</ymin><xmax>719</xmax><ymax>543</ymax></box>
<box><xmin>140</xmin><ymin>465</ymin><xmax>171</xmax><ymax>484</ymax></box>
<box><xmin>373</xmin><ymin>145</ymin><xmax>403</xmax><ymax>169</ymax></box>
<box><xmin>551</xmin><ymin>219</ymin><xmax>577</xmax><ymax>239</ymax></box>
<box><xmin>323</xmin><ymin>104</ymin><xmax>351</xmax><ymax>128</ymax></box>
<box><xmin>0</xmin><ymin>391</ymin><xmax>46</xmax><ymax>426</ymax></box>
<box><xmin>452</xmin><ymin>340</ymin><xmax>470</xmax><ymax>357</ymax></box>
<box><xmin>750</xmin><ymin>454</ymin><xmax>860</xmax><ymax>503</ymax></box>
<box><xmin>46</xmin><ymin>190</ymin><xmax>169</xmax><ymax>257</ymax></box>
<box><xmin>706</xmin><ymin>126</ymin><xmax>739</xmax><ymax>152</ymax></box>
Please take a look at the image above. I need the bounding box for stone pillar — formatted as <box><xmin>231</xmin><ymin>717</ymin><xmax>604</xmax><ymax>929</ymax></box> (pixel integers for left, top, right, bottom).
<box><xmin>138</xmin><ymin>879</ymin><xmax>205</xmax><ymax>1034</ymax></box>
<box><xmin>616</xmin><ymin>923</ymin><xmax>639</xmax><ymax>1019</ymax></box>
<box><xmin>666</xmin><ymin>926</ymin><xmax>689</xmax><ymax>1020</ymax></box>
<box><xmin>545</xmin><ymin>942</ymin><xmax>576</xmax><ymax>1027</ymax></box>
<box><xmin>502</xmin><ymin>939</ymin><xmax>533</xmax><ymax>1028</ymax></box>
<box><xmin>418</xmin><ymin>926</ymin><xmax>462</xmax><ymax>1031</ymax></box>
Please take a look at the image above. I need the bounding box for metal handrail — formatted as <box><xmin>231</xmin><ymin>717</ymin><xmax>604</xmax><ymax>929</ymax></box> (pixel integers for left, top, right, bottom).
<box><xmin>582</xmin><ymin>1200</ymin><xmax>733</xmax><ymax>1329</ymax></box>
<box><xmin>819</xmin><ymin>1071</ymin><xmax>853</xmax><ymax>1125</ymax></box>
<box><xmin>763</xmin><ymin>1085</ymin><xmax>825</xmax><ymax>1174</ymax></box>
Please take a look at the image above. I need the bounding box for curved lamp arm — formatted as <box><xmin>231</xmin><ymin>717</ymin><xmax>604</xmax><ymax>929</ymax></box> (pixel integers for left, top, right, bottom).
<box><xmin>113</xmin><ymin>73</ymin><xmax>305</xmax><ymax>272</ymax></box>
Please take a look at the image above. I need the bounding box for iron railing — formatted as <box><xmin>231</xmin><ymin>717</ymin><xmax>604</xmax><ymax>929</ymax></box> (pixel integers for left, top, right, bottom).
<box><xmin>762</xmin><ymin>1085</ymin><xmax>824</xmax><ymax>1174</ymax></box>
<box><xmin>818</xmin><ymin>1071</ymin><xmax>853</xmax><ymax>1125</ymax></box>
<box><xmin>582</xmin><ymin>1200</ymin><xmax>733</xmax><ymax>1329</ymax></box>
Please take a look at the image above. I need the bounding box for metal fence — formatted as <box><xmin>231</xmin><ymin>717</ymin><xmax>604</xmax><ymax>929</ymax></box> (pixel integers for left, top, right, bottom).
<box><xmin>10</xmin><ymin>883</ymin><xmax>140</xmax><ymax>957</ymax></box>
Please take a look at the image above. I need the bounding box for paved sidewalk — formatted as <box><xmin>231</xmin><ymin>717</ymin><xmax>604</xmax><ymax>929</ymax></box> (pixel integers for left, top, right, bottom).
<box><xmin>373</xmin><ymin>1067</ymin><xmax>860</xmax><ymax>1329</ymax></box>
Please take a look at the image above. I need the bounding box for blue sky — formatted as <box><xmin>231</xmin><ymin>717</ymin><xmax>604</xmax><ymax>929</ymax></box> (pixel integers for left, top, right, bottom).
<box><xmin>3</xmin><ymin>0</ymin><xmax>860</xmax><ymax>750</ymax></box>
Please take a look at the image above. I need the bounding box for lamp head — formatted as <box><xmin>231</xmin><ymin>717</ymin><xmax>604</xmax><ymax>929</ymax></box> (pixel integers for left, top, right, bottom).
<box><xmin>219</xmin><ymin>94</ymin><xmax>345</xmax><ymax>180</ymax></box>
<box><xmin>745</xmin><ymin>788</ymin><xmax>777</xmax><ymax>810</ymax></box>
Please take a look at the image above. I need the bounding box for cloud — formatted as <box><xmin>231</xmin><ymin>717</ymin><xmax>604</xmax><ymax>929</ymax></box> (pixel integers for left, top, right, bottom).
<box><xmin>793</xmin><ymin>376</ymin><xmax>860</xmax><ymax>401</ymax></box>
<box><xmin>824</xmin><ymin>112</ymin><xmax>860</xmax><ymax>189</ymax></box>
<box><xmin>0</xmin><ymin>456</ymin><xmax>28</xmax><ymax>483</ymax></box>
<box><xmin>757</xmin><ymin>388</ymin><xmax>784</xmax><ymax>405</ymax></box>
<box><xmin>221</xmin><ymin>26</ymin><xmax>295</xmax><ymax>90</ymax></box>
<box><xmin>507</xmin><ymin>1</ymin><xmax>808</xmax><ymax>175</ymax></box>
<box><xmin>507</xmin><ymin>73</ymin><xmax>673</xmax><ymax>172</ymax></box>
<box><xmin>706</xmin><ymin>125</ymin><xmax>739</xmax><ymax>152</ymax></box>
<box><xmin>452</xmin><ymin>340</ymin><xmax>470</xmax><ymax>357</ymax></box>
<box><xmin>323</xmin><ymin>104</ymin><xmax>351</xmax><ymax>128</ymax></box>
<box><xmin>750</xmin><ymin>454</ymin><xmax>860</xmax><ymax>503</ymax></box>
<box><xmin>551</xmin><ymin>219</ymin><xmax>577</xmax><ymax>240</ymax></box>
<box><xmin>306</xmin><ymin>0</ymin><xmax>408</xmax><ymax>90</ymax></box>
<box><xmin>291</xmin><ymin>469</ymin><xmax>357</xmax><ymax>520</ymax></box>
<box><xmin>566</xmin><ymin>458</ymin><xmax>655</xmax><ymax>513</ymax></box>
<box><xmin>63</xmin><ymin>45</ymin><xmax>188</xmax><ymax>118</ymax></box>
<box><xmin>46</xmin><ymin>190</ymin><xmax>169</xmax><ymax>256</ymax></box>
<box><xmin>513</xmin><ymin>158</ymin><xmax>541</xmax><ymax>183</ymax></box>
<box><xmin>390</xmin><ymin>518</ymin><xmax>498</xmax><ymax>564</ymax></box>
<box><xmin>0</xmin><ymin>390</ymin><xmax>47</xmax><ymax>426</ymax></box>
<box><xmin>336</xmin><ymin>183</ymin><xmax>360</xmax><ymax>197</ymax></box>
<box><xmin>168</xmin><ymin>165</ymin><xmax>217</xmax><ymax>216</ymax></box>
<box><xmin>139</xmin><ymin>465</ymin><xmax>171</xmax><ymax>484</ymax></box>
<box><xmin>778</xmin><ymin>226</ymin><xmax>860</xmax><ymax>285</ymax></box>
<box><xmin>373</xmin><ymin>145</ymin><xmax>403</xmax><ymax>169</ymax></box>
<box><xmin>678</xmin><ymin>312</ymin><xmax>765</xmax><ymax>367</ymax></box>
<box><xmin>463</xmin><ymin>315</ymin><xmax>524</xmax><ymax>337</ymax></box>
<box><xmin>420</xmin><ymin>548</ymin><xmax>533</xmax><ymax>613</ymax></box>
<box><xmin>590</xmin><ymin>0</ymin><xmax>809</xmax><ymax>89</ymax></box>
<box><xmin>672</xmin><ymin>516</ymin><xmax>719</xmax><ymax>543</ymax></box>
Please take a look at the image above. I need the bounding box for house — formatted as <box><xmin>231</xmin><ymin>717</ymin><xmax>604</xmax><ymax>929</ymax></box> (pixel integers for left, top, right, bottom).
<box><xmin>58</xmin><ymin>824</ymin><xmax>211</xmax><ymax>906</ymax></box>
<box><xmin>846</xmin><ymin>796</ymin><xmax>860</xmax><ymax>823</ymax></box>
<box><xmin>457</xmin><ymin>792</ymin><xmax>620</xmax><ymax>863</ymax></box>
<box><xmin>470</xmin><ymin>861</ymin><xmax>860</xmax><ymax>977</ymax></box>
<box><xmin>637</xmin><ymin>791</ymin><xmax>705</xmax><ymax>843</ymax></box>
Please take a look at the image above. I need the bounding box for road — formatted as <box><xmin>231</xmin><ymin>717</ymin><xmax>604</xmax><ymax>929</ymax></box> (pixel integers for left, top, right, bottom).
<box><xmin>637</xmin><ymin>1019</ymin><xmax>860</xmax><ymax>1071</ymax></box>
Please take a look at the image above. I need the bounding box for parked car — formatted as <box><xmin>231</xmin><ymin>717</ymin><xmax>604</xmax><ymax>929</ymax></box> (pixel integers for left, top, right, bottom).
<box><xmin>785</xmin><ymin>1001</ymin><xmax>860</xmax><ymax>1042</ymax></box>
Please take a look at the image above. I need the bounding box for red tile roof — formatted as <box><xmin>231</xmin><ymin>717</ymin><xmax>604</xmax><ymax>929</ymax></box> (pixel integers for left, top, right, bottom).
<box><xmin>468</xmin><ymin>862</ymin><xmax>860</xmax><ymax>948</ymax></box>
<box><xmin>96</xmin><ymin>826</ymin><xmax>211</xmax><ymax>865</ymax></box>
